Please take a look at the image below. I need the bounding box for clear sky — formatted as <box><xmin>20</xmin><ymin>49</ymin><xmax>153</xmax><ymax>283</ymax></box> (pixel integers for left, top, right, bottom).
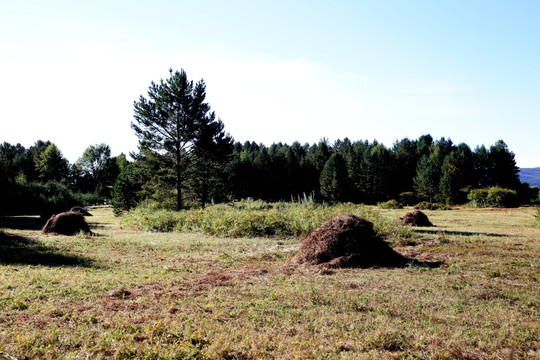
<box><xmin>1</xmin><ymin>0</ymin><xmax>539</xmax><ymax>167</ymax></box>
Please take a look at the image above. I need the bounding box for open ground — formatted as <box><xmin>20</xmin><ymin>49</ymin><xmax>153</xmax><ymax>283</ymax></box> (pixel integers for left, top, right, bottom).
<box><xmin>0</xmin><ymin>206</ymin><xmax>538</xmax><ymax>359</ymax></box>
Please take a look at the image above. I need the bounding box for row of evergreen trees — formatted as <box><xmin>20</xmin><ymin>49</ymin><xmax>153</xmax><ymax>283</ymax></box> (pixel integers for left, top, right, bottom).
<box><xmin>224</xmin><ymin>135</ymin><xmax>528</xmax><ymax>205</ymax></box>
<box><xmin>0</xmin><ymin>133</ymin><xmax>533</xmax><ymax>215</ymax></box>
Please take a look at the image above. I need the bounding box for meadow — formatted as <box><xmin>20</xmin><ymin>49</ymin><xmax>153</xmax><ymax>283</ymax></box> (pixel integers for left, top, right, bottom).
<box><xmin>0</xmin><ymin>204</ymin><xmax>538</xmax><ymax>359</ymax></box>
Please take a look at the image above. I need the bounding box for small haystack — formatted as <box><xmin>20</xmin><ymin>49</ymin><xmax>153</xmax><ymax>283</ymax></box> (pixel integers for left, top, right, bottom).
<box><xmin>42</xmin><ymin>211</ymin><xmax>91</xmax><ymax>235</ymax></box>
<box><xmin>292</xmin><ymin>214</ymin><xmax>409</xmax><ymax>268</ymax></box>
<box><xmin>70</xmin><ymin>206</ymin><xmax>93</xmax><ymax>216</ymax></box>
<box><xmin>399</xmin><ymin>210</ymin><xmax>433</xmax><ymax>227</ymax></box>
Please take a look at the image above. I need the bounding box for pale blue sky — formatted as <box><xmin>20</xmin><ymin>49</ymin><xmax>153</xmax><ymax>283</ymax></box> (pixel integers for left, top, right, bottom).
<box><xmin>1</xmin><ymin>0</ymin><xmax>539</xmax><ymax>167</ymax></box>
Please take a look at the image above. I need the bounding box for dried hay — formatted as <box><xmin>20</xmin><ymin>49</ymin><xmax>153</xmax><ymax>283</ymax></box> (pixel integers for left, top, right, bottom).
<box><xmin>42</xmin><ymin>211</ymin><xmax>91</xmax><ymax>235</ymax></box>
<box><xmin>69</xmin><ymin>206</ymin><xmax>92</xmax><ymax>216</ymax></box>
<box><xmin>399</xmin><ymin>210</ymin><xmax>433</xmax><ymax>227</ymax></box>
<box><xmin>292</xmin><ymin>214</ymin><xmax>410</xmax><ymax>268</ymax></box>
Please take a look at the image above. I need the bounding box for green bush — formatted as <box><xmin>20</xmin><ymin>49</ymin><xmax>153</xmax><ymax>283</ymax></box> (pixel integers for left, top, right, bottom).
<box><xmin>122</xmin><ymin>201</ymin><xmax>412</xmax><ymax>240</ymax></box>
<box><xmin>377</xmin><ymin>199</ymin><xmax>403</xmax><ymax>209</ymax></box>
<box><xmin>414</xmin><ymin>201</ymin><xmax>450</xmax><ymax>210</ymax></box>
<box><xmin>0</xmin><ymin>178</ymin><xmax>107</xmax><ymax>216</ymax></box>
<box><xmin>467</xmin><ymin>189</ymin><xmax>489</xmax><ymax>207</ymax></box>
<box><xmin>529</xmin><ymin>187</ymin><xmax>540</xmax><ymax>204</ymax></box>
<box><xmin>73</xmin><ymin>191</ymin><xmax>103</xmax><ymax>206</ymax></box>
<box><xmin>488</xmin><ymin>187</ymin><xmax>518</xmax><ymax>207</ymax></box>
<box><xmin>467</xmin><ymin>187</ymin><xmax>518</xmax><ymax>208</ymax></box>
<box><xmin>398</xmin><ymin>192</ymin><xmax>416</xmax><ymax>206</ymax></box>
<box><xmin>111</xmin><ymin>164</ymin><xmax>145</xmax><ymax>214</ymax></box>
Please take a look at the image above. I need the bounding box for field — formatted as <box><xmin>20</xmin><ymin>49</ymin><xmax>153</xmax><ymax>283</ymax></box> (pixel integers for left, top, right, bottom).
<box><xmin>0</xmin><ymin>205</ymin><xmax>539</xmax><ymax>359</ymax></box>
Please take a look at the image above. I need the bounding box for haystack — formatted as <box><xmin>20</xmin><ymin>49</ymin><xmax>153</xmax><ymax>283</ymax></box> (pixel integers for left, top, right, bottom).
<box><xmin>399</xmin><ymin>210</ymin><xmax>433</xmax><ymax>227</ymax></box>
<box><xmin>70</xmin><ymin>206</ymin><xmax>93</xmax><ymax>216</ymax></box>
<box><xmin>292</xmin><ymin>214</ymin><xmax>409</xmax><ymax>268</ymax></box>
<box><xmin>42</xmin><ymin>211</ymin><xmax>91</xmax><ymax>235</ymax></box>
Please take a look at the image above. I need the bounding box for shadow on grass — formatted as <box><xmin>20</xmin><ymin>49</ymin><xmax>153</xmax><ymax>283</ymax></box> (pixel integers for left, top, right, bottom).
<box><xmin>413</xmin><ymin>228</ymin><xmax>508</xmax><ymax>237</ymax></box>
<box><xmin>0</xmin><ymin>215</ymin><xmax>44</xmax><ymax>231</ymax></box>
<box><xmin>0</xmin><ymin>231</ymin><xmax>95</xmax><ymax>267</ymax></box>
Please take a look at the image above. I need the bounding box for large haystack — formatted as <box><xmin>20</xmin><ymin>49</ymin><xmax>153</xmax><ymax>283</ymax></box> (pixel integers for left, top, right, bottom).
<box><xmin>70</xmin><ymin>206</ymin><xmax>92</xmax><ymax>216</ymax></box>
<box><xmin>42</xmin><ymin>211</ymin><xmax>91</xmax><ymax>235</ymax></box>
<box><xmin>399</xmin><ymin>210</ymin><xmax>433</xmax><ymax>227</ymax></box>
<box><xmin>292</xmin><ymin>214</ymin><xmax>409</xmax><ymax>268</ymax></box>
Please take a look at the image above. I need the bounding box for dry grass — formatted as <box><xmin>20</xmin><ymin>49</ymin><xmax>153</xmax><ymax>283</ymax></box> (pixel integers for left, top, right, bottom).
<box><xmin>0</xmin><ymin>205</ymin><xmax>538</xmax><ymax>359</ymax></box>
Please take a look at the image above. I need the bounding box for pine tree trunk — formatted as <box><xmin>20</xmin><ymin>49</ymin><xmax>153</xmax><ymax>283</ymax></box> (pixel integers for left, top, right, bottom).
<box><xmin>176</xmin><ymin>145</ymin><xmax>182</xmax><ymax>211</ymax></box>
<box><xmin>176</xmin><ymin>172</ymin><xmax>182</xmax><ymax>211</ymax></box>
<box><xmin>200</xmin><ymin>184</ymin><xmax>207</xmax><ymax>209</ymax></box>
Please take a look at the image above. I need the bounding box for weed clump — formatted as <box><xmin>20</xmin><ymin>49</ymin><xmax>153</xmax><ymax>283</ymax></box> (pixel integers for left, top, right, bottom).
<box><xmin>292</xmin><ymin>214</ymin><xmax>411</xmax><ymax>268</ymax></box>
<box><xmin>377</xmin><ymin>199</ymin><xmax>403</xmax><ymax>209</ymax></box>
<box><xmin>414</xmin><ymin>201</ymin><xmax>449</xmax><ymax>210</ymax></box>
<box><xmin>399</xmin><ymin>210</ymin><xmax>433</xmax><ymax>227</ymax></box>
<box><xmin>42</xmin><ymin>211</ymin><xmax>91</xmax><ymax>235</ymax></box>
<box><xmin>467</xmin><ymin>187</ymin><xmax>518</xmax><ymax>208</ymax></box>
<box><xmin>534</xmin><ymin>208</ymin><xmax>540</xmax><ymax>226</ymax></box>
<box><xmin>122</xmin><ymin>201</ymin><xmax>412</xmax><ymax>240</ymax></box>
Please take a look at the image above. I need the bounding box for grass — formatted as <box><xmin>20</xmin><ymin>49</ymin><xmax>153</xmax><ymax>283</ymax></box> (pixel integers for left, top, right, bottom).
<box><xmin>0</xmin><ymin>205</ymin><xmax>538</xmax><ymax>359</ymax></box>
<box><xmin>121</xmin><ymin>200</ymin><xmax>412</xmax><ymax>240</ymax></box>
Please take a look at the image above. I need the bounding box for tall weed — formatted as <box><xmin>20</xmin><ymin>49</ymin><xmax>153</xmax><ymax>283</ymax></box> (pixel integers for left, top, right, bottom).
<box><xmin>122</xmin><ymin>201</ymin><xmax>411</xmax><ymax>240</ymax></box>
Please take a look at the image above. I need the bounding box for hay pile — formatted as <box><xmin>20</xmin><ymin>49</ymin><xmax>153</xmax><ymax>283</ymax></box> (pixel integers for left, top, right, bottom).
<box><xmin>70</xmin><ymin>206</ymin><xmax>92</xmax><ymax>216</ymax></box>
<box><xmin>42</xmin><ymin>211</ymin><xmax>91</xmax><ymax>235</ymax></box>
<box><xmin>399</xmin><ymin>210</ymin><xmax>433</xmax><ymax>227</ymax></box>
<box><xmin>292</xmin><ymin>214</ymin><xmax>409</xmax><ymax>268</ymax></box>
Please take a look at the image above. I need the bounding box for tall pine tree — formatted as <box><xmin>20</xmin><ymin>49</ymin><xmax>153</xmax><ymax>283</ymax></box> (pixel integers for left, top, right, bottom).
<box><xmin>132</xmin><ymin>68</ymin><xmax>231</xmax><ymax>210</ymax></box>
<box><xmin>320</xmin><ymin>153</ymin><xmax>349</xmax><ymax>202</ymax></box>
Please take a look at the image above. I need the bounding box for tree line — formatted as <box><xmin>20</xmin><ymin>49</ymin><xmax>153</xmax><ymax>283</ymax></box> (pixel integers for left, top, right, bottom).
<box><xmin>0</xmin><ymin>141</ymin><xmax>127</xmax><ymax>216</ymax></box>
<box><xmin>225</xmin><ymin>136</ymin><xmax>536</xmax><ymax>205</ymax></box>
<box><xmin>1</xmin><ymin>68</ymin><xmax>536</xmax><ymax>216</ymax></box>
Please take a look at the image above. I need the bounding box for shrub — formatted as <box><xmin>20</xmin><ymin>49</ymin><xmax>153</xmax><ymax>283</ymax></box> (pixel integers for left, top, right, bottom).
<box><xmin>488</xmin><ymin>187</ymin><xmax>518</xmax><ymax>207</ymax></box>
<box><xmin>399</xmin><ymin>192</ymin><xmax>416</xmax><ymax>206</ymax></box>
<box><xmin>111</xmin><ymin>164</ymin><xmax>145</xmax><ymax>214</ymax></box>
<box><xmin>377</xmin><ymin>199</ymin><xmax>403</xmax><ymax>209</ymax></box>
<box><xmin>467</xmin><ymin>187</ymin><xmax>518</xmax><ymax>208</ymax></box>
<box><xmin>39</xmin><ymin>181</ymin><xmax>80</xmax><ymax>214</ymax></box>
<box><xmin>532</xmin><ymin>187</ymin><xmax>540</xmax><ymax>204</ymax></box>
<box><xmin>122</xmin><ymin>201</ymin><xmax>412</xmax><ymax>240</ymax></box>
<box><xmin>73</xmin><ymin>191</ymin><xmax>103</xmax><ymax>207</ymax></box>
<box><xmin>467</xmin><ymin>189</ymin><xmax>489</xmax><ymax>207</ymax></box>
<box><xmin>414</xmin><ymin>201</ymin><xmax>450</xmax><ymax>210</ymax></box>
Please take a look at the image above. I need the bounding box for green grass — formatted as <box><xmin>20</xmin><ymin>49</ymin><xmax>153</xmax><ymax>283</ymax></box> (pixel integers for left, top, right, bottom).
<box><xmin>121</xmin><ymin>201</ymin><xmax>412</xmax><ymax>240</ymax></box>
<box><xmin>0</xmin><ymin>205</ymin><xmax>538</xmax><ymax>359</ymax></box>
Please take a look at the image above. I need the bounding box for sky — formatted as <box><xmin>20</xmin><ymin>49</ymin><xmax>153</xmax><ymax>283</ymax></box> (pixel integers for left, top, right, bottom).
<box><xmin>1</xmin><ymin>0</ymin><xmax>539</xmax><ymax>167</ymax></box>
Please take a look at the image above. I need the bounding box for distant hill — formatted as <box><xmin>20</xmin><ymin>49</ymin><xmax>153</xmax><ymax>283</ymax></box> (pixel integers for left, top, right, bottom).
<box><xmin>519</xmin><ymin>167</ymin><xmax>540</xmax><ymax>187</ymax></box>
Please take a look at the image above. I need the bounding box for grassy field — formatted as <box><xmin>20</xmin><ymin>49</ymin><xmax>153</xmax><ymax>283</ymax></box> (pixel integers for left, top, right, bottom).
<box><xmin>0</xmin><ymin>205</ymin><xmax>538</xmax><ymax>359</ymax></box>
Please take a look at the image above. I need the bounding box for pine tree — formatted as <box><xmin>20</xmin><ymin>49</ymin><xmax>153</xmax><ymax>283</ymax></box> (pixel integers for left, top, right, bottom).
<box><xmin>35</xmin><ymin>144</ymin><xmax>69</xmax><ymax>183</ymax></box>
<box><xmin>439</xmin><ymin>143</ymin><xmax>474</xmax><ymax>204</ymax></box>
<box><xmin>489</xmin><ymin>140</ymin><xmax>520</xmax><ymax>189</ymax></box>
<box><xmin>132</xmin><ymin>68</ymin><xmax>228</xmax><ymax>210</ymax></box>
<box><xmin>191</xmin><ymin>112</ymin><xmax>233</xmax><ymax>207</ymax></box>
<box><xmin>320</xmin><ymin>153</ymin><xmax>349</xmax><ymax>202</ymax></box>
<box><xmin>414</xmin><ymin>150</ymin><xmax>441</xmax><ymax>204</ymax></box>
